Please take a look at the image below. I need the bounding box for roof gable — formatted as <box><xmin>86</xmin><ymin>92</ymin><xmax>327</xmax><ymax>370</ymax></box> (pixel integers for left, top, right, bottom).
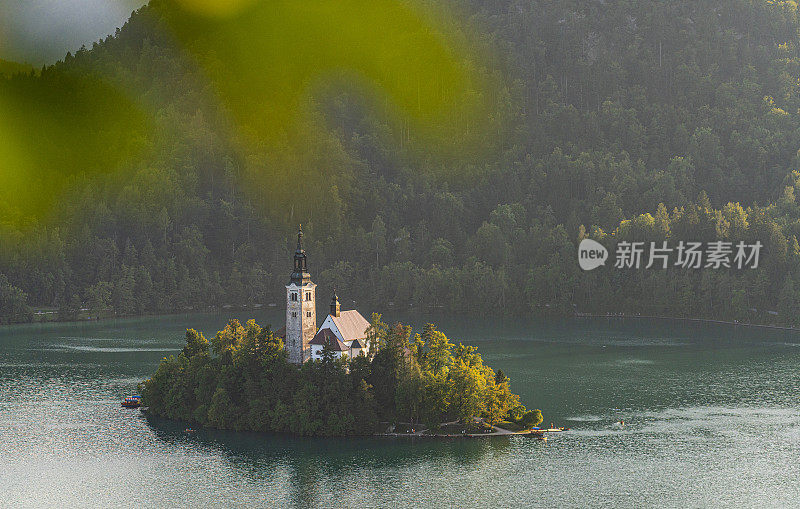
<box><xmin>350</xmin><ymin>337</ymin><xmax>367</xmax><ymax>349</ymax></box>
<box><xmin>310</xmin><ymin>328</ymin><xmax>348</xmax><ymax>351</ymax></box>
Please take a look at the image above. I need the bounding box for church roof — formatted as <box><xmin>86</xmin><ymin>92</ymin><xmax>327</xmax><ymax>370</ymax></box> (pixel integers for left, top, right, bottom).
<box><xmin>310</xmin><ymin>328</ymin><xmax>349</xmax><ymax>351</ymax></box>
<box><xmin>350</xmin><ymin>338</ymin><xmax>367</xmax><ymax>350</ymax></box>
<box><xmin>330</xmin><ymin>310</ymin><xmax>370</xmax><ymax>342</ymax></box>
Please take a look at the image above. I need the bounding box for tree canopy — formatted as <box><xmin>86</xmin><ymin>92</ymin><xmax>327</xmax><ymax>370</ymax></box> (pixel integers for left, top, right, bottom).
<box><xmin>140</xmin><ymin>319</ymin><xmax>532</xmax><ymax>434</ymax></box>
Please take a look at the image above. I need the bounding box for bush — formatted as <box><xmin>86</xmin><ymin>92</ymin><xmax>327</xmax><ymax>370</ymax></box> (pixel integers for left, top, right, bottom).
<box><xmin>521</xmin><ymin>409</ymin><xmax>544</xmax><ymax>429</ymax></box>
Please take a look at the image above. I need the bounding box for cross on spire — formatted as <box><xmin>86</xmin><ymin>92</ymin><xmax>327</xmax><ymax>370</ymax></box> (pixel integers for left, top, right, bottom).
<box><xmin>290</xmin><ymin>224</ymin><xmax>310</xmax><ymax>284</ymax></box>
<box><xmin>330</xmin><ymin>288</ymin><xmax>340</xmax><ymax>317</ymax></box>
<box><xmin>296</xmin><ymin>224</ymin><xmax>303</xmax><ymax>251</ymax></box>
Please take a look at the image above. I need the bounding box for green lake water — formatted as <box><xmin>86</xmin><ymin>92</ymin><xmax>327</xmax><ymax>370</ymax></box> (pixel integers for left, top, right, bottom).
<box><xmin>2</xmin><ymin>311</ymin><xmax>800</xmax><ymax>507</ymax></box>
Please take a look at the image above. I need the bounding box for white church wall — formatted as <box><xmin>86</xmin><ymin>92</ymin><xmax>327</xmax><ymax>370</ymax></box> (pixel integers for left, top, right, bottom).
<box><xmin>318</xmin><ymin>315</ymin><xmax>345</xmax><ymax>343</ymax></box>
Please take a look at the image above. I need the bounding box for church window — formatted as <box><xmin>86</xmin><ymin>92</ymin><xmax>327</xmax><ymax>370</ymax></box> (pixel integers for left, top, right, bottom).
<box><xmin>292</xmin><ymin>312</ymin><xmax>297</xmax><ymax>318</ymax></box>
<box><xmin>291</xmin><ymin>292</ymin><xmax>297</xmax><ymax>301</ymax></box>
<box><xmin>306</xmin><ymin>292</ymin><xmax>311</xmax><ymax>301</ymax></box>
<box><xmin>306</xmin><ymin>311</ymin><xmax>311</xmax><ymax>317</ymax></box>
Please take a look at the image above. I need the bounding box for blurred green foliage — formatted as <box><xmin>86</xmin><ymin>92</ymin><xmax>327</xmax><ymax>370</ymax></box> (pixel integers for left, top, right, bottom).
<box><xmin>3</xmin><ymin>1</ymin><xmax>800</xmax><ymax>326</ymax></box>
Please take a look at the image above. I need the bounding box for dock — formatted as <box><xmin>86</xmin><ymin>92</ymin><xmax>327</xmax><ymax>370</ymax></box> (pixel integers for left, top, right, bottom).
<box><xmin>377</xmin><ymin>422</ymin><xmax>570</xmax><ymax>439</ymax></box>
<box><xmin>520</xmin><ymin>427</ymin><xmax>569</xmax><ymax>438</ymax></box>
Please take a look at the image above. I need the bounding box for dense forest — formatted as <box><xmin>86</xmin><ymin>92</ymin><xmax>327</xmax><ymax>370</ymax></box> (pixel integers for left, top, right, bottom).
<box><xmin>3</xmin><ymin>0</ymin><xmax>800</xmax><ymax>325</ymax></box>
<box><xmin>0</xmin><ymin>59</ymin><xmax>35</xmax><ymax>78</ymax></box>
<box><xmin>140</xmin><ymin>318</ymin><xmax>536</xmax><ymax>435</ymax></box>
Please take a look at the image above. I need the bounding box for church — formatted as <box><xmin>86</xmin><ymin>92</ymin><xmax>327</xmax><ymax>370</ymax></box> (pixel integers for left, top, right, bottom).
<box><xmin>279</xmin><ymin>226</ymin><xmax>370</xmax><ymax>364</ymax></box>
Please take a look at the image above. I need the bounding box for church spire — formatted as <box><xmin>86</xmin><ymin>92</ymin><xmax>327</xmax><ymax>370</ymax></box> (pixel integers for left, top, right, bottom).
<box><xmin>285</xmin><ymin>224</ymin><xmax>316</xmax><ymax>364</ymax></box>
<box><xmin>296</xmin><ymin>224</ymin><xmax>304</xmax><ymax>252</ymax></box>
<box><xmin>290</xmin><ymin>224</ymin><xmax>310</xmax><ymax>284</ymax></box>
<box><xmin>330</xmin><ymin>289</ymin><xmax>340</xmax><ymax>317</ymax></box>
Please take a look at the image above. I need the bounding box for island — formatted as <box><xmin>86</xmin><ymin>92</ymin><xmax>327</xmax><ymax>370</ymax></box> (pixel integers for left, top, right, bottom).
<box><xmin>140</xmin><ymin>227</ymin><xmax>542</xmax><ymax>436</ymax></box>
<box><xmin>139</xmin><ymin>317</ymin><xmax>542</xmax><ymax>436</ymax></box>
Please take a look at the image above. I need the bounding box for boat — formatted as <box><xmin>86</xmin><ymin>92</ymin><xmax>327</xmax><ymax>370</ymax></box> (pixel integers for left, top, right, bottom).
<box><xmin>121</xmin><ymin>396</ymin><xmax>141</xmax><ymax>408</ymax></box>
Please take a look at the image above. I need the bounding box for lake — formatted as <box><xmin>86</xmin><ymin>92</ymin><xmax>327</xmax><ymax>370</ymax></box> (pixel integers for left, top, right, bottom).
<box><xmin>2</xmin><ymin>311</ymin><xmax>799</xmax><ymax>507</ymax></box>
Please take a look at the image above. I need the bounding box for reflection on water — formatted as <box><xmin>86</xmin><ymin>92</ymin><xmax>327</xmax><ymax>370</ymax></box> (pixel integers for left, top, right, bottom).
<box><xmin>2</xmin><ymin>312</ymin><xmax>800</xmax><ymax>506</ymax></box>
<box><xmin>146</xmin><ymin>414</ymin><xmax>512</xmax><ymax>469</ymax></box>
<box><xmin>145</xmin><ymin>414</ymin><xmax>513</xmax><ymax>506</ymax></box>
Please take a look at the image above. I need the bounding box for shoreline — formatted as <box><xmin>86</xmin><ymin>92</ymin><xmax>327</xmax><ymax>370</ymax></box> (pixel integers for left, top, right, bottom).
<box><xmin>4</xmin><ymin>308</ymin><xmax>799</xmax><ymax>333</ymax></box>
<box><xmin>1</xmin><ymin>306</ymin><xmax>276</xmax><ymax>328</ymax></box>
<box><xmin>376</xmin><ymin>428</ymin><xmax>562</xmax><ymax>439</ymax></box>
<box><xmin>575</xmin><ymin>313</ymin><xmax>800</xmax><ymax>332</ymax></box>
<box><xmin>142</xmin><ymin>410</ymin><xmax>544</xmax><ymax>440</ymax></box>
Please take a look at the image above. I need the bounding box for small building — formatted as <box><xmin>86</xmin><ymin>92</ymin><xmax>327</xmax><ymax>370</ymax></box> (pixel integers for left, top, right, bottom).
<box><xmin>309</xmin><ymin>290</ymin><xmax>370</xmax><ymax>360</ymax></box>
<box><xmin>282</xmin><ymin>226</ymin><xmax>371</xmax><ymax>363</ymax></box>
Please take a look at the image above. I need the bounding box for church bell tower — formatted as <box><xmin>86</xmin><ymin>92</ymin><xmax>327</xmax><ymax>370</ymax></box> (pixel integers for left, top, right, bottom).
<box><xmin>285</xmin><ymin>225</ymin><xmax>316</xmax><ymax>363</ymax></box>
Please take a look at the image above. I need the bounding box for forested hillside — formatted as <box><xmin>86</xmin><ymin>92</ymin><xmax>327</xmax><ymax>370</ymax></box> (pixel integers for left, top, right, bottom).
<box><xmin>0</xmin><ymin>59</ymin><xmax>35</xmax><ymax>78</ymax></box>
<box><xmin>3</xmin><ymin>0</ymin><xmax>800</xmax><ymax>325</ymax></box>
